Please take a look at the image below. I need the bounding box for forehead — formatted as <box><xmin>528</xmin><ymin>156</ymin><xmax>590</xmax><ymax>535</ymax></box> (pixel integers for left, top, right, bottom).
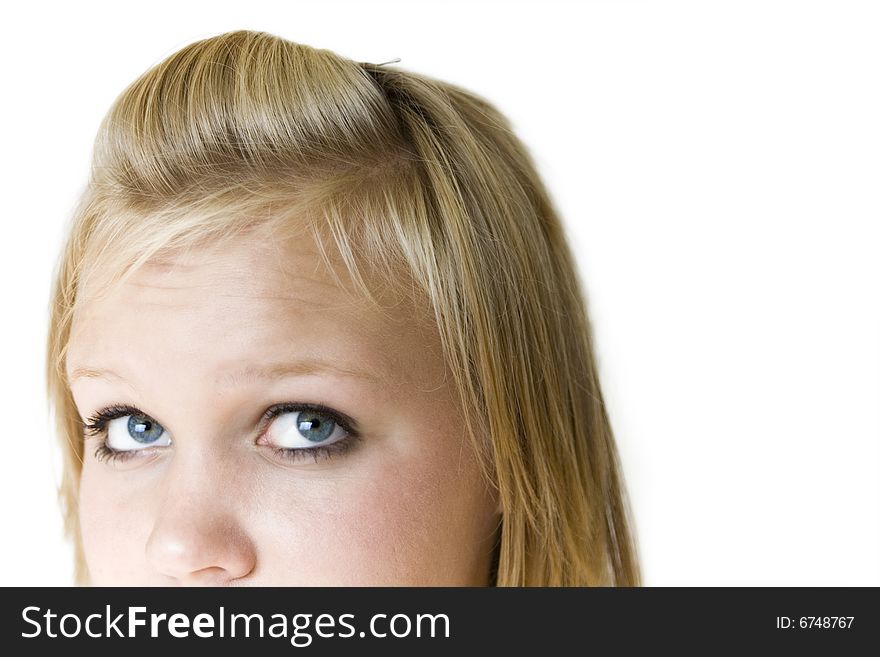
<box><xmin>65</xmin><ymin>232</ymin><xmax>436</xmax><ymax>390</ymax></box>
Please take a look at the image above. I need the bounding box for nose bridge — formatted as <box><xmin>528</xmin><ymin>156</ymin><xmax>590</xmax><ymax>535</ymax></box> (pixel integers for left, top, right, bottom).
<box><xmin>156</xmin><ymin>420</ymin><xmax>244</xmax><ymax>505</ymax></box>
<box><xmin>145</xmin><ymin>436</ymin><xmax>256</xmax><ymax>584</ymax></box>
<box><xmin>169</xmin><ymin>424</ymin><xmax>244</xmax><ymax>491</ymax></box>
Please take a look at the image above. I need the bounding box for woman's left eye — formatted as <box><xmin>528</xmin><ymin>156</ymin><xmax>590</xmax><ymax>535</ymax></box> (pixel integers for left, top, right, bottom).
<box><xmin>261</xmin><ymin>406</ymin><xmax>352</xmax><ymax>450</ymax></box>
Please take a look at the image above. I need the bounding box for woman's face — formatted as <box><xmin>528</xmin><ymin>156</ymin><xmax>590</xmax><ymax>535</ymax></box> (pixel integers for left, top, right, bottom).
<box><xmin>65</xmin><ymin>230</ymin><xmax>500</xmax><ymax>585</ymax></box>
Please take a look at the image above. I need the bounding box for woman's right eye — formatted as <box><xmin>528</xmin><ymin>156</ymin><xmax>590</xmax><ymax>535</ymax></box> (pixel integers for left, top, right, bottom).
<box><xmin>103</xmin><ymin>414</ymin><xmax>172</xmax><ymax>451</ymax></box>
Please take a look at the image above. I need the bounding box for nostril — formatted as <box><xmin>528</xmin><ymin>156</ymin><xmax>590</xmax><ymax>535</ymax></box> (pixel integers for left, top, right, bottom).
<box><xmin>185</xmin><ymin>566</ymin><xmax>237</xmax><ymax>586</ymax></box>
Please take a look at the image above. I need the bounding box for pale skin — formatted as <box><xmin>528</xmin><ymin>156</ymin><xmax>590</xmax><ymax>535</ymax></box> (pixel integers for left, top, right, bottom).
<box><xmin>65</xmin><ymin>230</ymin><xmax>501</xmax><ymax>585</ymax></box>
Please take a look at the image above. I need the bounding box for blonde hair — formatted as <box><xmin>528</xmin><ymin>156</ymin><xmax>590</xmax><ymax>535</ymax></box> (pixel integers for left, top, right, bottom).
<box><xmin>46</xmin><ymin>29</ymin><xmax>641</xmax><ymax>586</ymax></box>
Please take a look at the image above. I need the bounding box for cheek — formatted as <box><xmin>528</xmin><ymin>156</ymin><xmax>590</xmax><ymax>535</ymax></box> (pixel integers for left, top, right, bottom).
<box><xmin>78</xmin><ymin>459</ymin><xmax>154</xmax><ymax>584</ymax></box>
<box><xmin>255</xmin><ymin>436</ymin><xmax>495</xmax><ymax>585</ymax></box>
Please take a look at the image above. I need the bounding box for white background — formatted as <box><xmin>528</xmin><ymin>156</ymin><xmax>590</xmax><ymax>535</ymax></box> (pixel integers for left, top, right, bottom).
<box><xmin>1</xmin><ymin>0</ymin><xmax>877</xmax><ymax>586</ymax></box>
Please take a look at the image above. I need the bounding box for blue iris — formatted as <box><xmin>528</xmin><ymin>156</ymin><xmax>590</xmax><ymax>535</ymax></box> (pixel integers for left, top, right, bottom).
<box><xmin>297</xmin><ymin>411</ymin><xmax>336</xmax><ymax>443</ymax></box>
<box><xmin>127</xmin><ymin>415</ymin><xmax>165</xmax><ymax>444</ymax></box>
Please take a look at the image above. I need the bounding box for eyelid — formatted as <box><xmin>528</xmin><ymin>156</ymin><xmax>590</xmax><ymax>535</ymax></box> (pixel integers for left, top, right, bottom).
<box><xmin>259</xmin><ymin>401</ymin><xmax>360</xmax><ymax>438</ymax></box>
<box><xmin>83</xmin><ymin>403</ymin><xmax>163</xmax><ymax>438</ymax></box>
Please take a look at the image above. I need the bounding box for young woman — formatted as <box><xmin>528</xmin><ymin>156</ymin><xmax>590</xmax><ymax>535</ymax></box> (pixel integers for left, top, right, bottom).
<box><xmin>46</xmin><ymin>29</ymin><xmax>641</xmax><ymax>586</ymax></box>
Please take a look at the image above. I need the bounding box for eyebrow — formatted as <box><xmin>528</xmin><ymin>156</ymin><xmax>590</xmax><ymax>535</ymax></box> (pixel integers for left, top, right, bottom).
<box><xmin>67</xmin><ymin>359</ymin><xmax>386</xmax><ymax>387</ymax></box>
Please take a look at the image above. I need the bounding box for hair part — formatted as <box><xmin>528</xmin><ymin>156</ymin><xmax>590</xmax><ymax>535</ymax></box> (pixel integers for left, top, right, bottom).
<box><xmin>47</xmin><ymin>29</ymin><xmax>641</xmax><ymax>586</ymax></box>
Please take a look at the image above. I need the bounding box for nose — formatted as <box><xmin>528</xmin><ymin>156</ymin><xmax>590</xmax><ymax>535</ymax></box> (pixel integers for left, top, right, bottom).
<box><xmin>146</xmin><ymin>518</ymin><xmax>256</xmax><ymax>585</ymax></box>
<box><xmin>144</xmin><ymin>457</ymin><xmax>257</xmax><ymax>585</ymax></box>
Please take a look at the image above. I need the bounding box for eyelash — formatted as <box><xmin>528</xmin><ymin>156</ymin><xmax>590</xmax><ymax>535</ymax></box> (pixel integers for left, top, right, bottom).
<box><xmin>82</xmin><ymin>402</ymin><xmax>360</xmax><ymax>465</ymax></box>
